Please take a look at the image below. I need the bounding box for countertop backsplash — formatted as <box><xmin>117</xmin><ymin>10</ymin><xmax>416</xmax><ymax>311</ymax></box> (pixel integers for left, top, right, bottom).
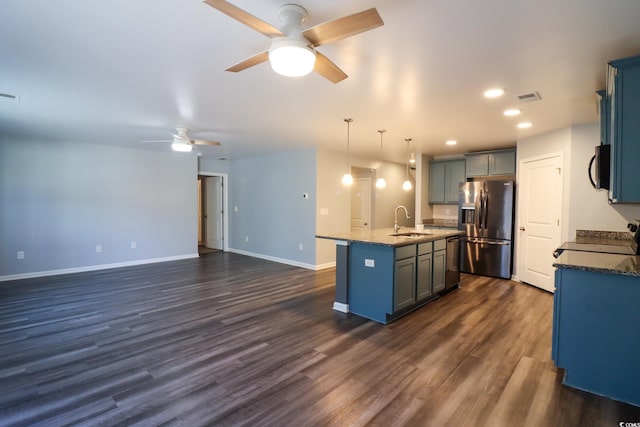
<box><xmin>575</xmin><ymin>229</ymin><xmax>633</xmax><ymax>241</ymax></box>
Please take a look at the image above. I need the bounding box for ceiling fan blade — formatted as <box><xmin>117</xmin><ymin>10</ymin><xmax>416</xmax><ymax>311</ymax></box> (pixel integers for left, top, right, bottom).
<box><xmin>303</xmin><ymin>8</ymin><xmax>384</xmax><ymax>47</ymax></box>
<box><xmin>203</xmin><ymin>0</ymin><xmax>283</xmax><ymax>38</ymax></box>
<box><xmin>226</xmin><ymin>51</ymin><xmax>269</xmax><ymax>72</ymax></box>
<box><xmin>192</xmin><ymin>139</ymin><xmax>222</xmax><ymax>147</ymax></box>
<box><xmin>314</xmin><ymin>52</ymin><xmax>348</xmax><ymax>84</ymax></box>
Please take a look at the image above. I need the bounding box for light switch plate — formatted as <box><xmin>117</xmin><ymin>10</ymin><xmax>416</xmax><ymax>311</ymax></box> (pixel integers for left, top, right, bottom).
<box><xmin>365</xmin><ymin>259</ymin><xmax>375</xmax><ymax>268</ymax></box>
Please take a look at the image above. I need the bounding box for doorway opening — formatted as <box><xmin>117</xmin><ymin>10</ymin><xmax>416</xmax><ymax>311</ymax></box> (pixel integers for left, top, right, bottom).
<box><xmin>198</xmin><ymin>173</ymin><xmax>229</xmax><ymax>255</ymax></box>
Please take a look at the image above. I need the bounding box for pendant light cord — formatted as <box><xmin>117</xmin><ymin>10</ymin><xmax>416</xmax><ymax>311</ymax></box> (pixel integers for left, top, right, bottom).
<box><xmin>405</xmin><ymin>138</ymin><xmax>412</xmax><ymax>180</ymax></box>
<box><xmin>345</xmin><ymin>118</ymin><xmax>353</xmax><ymax>170</ymax></box>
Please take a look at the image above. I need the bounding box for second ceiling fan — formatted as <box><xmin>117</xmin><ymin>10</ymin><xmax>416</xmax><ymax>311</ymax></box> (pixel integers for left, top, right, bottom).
<box><xmin>203</xmin><ymin>0</ymin><xmax>384</xmax><ymax>83</ymax></box>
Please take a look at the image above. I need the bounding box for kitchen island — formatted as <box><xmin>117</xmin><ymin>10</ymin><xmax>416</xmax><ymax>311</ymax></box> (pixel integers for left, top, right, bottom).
<box><xmin>316</xmin><ymin>228</ymin><xmax>463</xmax><ymax>324</ymax></box>
<box><xmin>552</xmin><ymin>240</ymin><xmax>640</xmax><ymax>407</ymax></box>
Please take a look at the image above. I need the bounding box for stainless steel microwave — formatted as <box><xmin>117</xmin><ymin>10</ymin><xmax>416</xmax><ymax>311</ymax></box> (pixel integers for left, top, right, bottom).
<box><xmin>589</xmin><ymin>144</ymin><xmax>610</xmax><ymax>190</ymax></box>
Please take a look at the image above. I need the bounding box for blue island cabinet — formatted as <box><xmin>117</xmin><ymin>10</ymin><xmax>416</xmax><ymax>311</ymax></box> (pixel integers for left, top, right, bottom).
<box><xmin>552</xmin><ymin>267</ymin><xmax>640</xmax><ymax>407</ymax></box>
<box><xmin>348</xmin><ymin>241</ymin><xmax>440</xmax><ymax>324</ymax></box>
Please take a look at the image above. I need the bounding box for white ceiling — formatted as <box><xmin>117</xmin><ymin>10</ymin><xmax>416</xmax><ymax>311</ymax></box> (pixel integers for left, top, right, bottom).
<box><xmin>2</xmin><ymin>0</ymin><xmax>640</xmax><ymax>163</ymax></box>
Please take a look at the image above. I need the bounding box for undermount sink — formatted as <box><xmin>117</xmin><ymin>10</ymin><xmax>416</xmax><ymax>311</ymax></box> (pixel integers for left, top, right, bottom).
<box><xmin>390</xmin><ymin>231</ymin><xmax>433</xmax><ymax>237</ymax></box>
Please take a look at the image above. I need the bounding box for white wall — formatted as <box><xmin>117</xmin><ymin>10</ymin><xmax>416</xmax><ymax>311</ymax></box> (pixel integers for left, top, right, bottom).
<box><xmin>516</xmin><ymin>127</ymin><xmax>573</xmax><ymax>242</ymax></box>
<box><xmin>568</xmin><ymin>123</ymin><xmax>640</xmax><ymax>234</ymax></box>
<box><xmin>315</xmin><ymin>148</ymin><xmax>415</xmax><ymax>266</ymax></box>
<box><xmin>316</xmin><ymin>149</ymin><xmax>351</xmax><ymax>267</ymax></box>
<box><xmin>228</xmin><ymin>148</ymin><xmax>317</xmax><ymax>268</ymax></box>
<box><xmin>0</xmin><ymin>140</ymin><xmax>198</xmax><ymax>280</ymax></box>
<box><xmin>515</xmin><ymin>123</ymin><xmax>640</xmax><ymax>278</ymax></box>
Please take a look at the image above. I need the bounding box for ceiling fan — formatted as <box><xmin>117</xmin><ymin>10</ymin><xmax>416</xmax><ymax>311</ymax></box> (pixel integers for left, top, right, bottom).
<box><xmin>142</xmin><ymin>127</ymin><xmax>221</xmax><ymax>152</ymax></box>
<box><xmin>203</xmin><ymin>0</ymin><xmax>384</xmax><ymax>83</ymax></box>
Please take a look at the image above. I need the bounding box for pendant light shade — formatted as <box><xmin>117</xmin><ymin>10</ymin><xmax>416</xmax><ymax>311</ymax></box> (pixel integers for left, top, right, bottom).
<box><xmin>403</xmin><ymin>138</ymin><xmax>413</xmax><ymax>191</ymax></box>
<box><xmin>268</xmin><ymin>37</ymin><xmax>316</xmax><ymax>77</ymax></box>
<box><xmin>172</xmin><ymin>139</ymin><xmax>193</xmax><ymax>152</ymax></box>
<box><xmin>342</xmin><ymin>118</ymin><xmax>353</xmax><ymax>186</ymax></box>
<box><xmin>376</xmin><ymin>129</ymin><xmax>387</xmax><ymax>189</ymax></box>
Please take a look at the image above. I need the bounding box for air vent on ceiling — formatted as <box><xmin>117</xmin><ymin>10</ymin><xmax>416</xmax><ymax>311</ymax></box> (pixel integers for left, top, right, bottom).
<box><xmin>0</xmin><ymin>92</ymin><xmax>19</xmax><ymax>103</ymax></box>
<box><xmin>517</xmin><ymin>91</ymin><xmax>541</xmax><ymax>103</ymax></box>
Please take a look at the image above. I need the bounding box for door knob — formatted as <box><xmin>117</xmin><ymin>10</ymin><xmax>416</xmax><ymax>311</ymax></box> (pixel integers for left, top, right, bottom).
<box><xmin>519</xmin><ymin>226</ymin><xmax>525</xmax><ymax>231</ymax></box>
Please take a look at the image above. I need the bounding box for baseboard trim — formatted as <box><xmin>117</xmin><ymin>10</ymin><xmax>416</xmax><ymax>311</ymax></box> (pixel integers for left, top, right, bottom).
<box><xmin>332</xmin><ymin>302</ymin><xmax>349</xmax><ymax>313</ymax></box>
<box><xmin>315</xmin><ymin>261</ymin><xmax>336</xmax><ymax>270</ymax></box>
<box><xmin>0</xmin><ymin>254</ymin><xmax>200</xmax><ymax>282</ymax></box>
<box><xmin>227</xmin><ymin>248</ymin><xmax>318</xmax><ymax>270</ymax></box>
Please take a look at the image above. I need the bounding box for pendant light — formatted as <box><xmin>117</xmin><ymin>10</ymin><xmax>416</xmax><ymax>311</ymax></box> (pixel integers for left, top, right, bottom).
<box><xmin>342</xmin><ymin>118</ymin><xmax>354</xmax><ymax>185</ymax></box>
<box><xmin>376</xmin><ymin>129</ymin><xmax>387</xmax><ymax>189</ymax></box>
<box><xmin>403</xmin><ymin>138</ymin><xmax>413</xmax><ymax>191</ymax></box>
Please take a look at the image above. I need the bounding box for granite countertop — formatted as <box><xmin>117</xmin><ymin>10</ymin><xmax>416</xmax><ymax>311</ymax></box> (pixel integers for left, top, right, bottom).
<box><xmin>553</xmin><ymin>251</ymin><xmax>640</xmax><ymax>277</ymax></box>
<box><xmin>422</xmin><ymin>218</ymin><xmax>459</xmax><ymax>228</ymax></box>
<box><xmin>316</xmin><ymin>227</ymin><xmax>463</xmax><ymax>247</ymax></box>
<box><xmin>554</xmin><ymin>230</ymin><xmax>640</xmax><ymax>276</ymax></box>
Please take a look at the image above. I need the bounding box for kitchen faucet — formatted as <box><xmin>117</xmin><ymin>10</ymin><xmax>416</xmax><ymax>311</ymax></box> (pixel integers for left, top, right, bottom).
<box><xmin>394</xmin><ymin>205</ymin><xmax>410</xmax><ymax>233</ymax></box>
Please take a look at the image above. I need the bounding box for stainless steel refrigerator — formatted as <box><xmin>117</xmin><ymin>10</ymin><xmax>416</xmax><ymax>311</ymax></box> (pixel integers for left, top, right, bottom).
<box><xmin>458</xmin><ymin>180</ymin><xmax>514</xmax><ymax>279</ymax></box>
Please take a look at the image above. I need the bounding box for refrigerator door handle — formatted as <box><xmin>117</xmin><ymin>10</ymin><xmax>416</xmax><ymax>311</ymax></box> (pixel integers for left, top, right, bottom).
<box><xmin>482</xmin><ymin>191</ymin><xmax>489</xmax><ymax>230</ymax></box>
<box><xmin>477</xmin><ymin>189</ymin><xmax>484</xmax><ymax>230</ymax></box>
<box><xmin>474</xmin><ymin>189</ymin><xmax>482</xmax><ymax>229</ymax></box>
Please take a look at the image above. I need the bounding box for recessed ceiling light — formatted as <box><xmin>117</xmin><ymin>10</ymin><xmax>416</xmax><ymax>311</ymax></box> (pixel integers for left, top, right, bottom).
<box><xmin>446</xmin><ymin>140</ymin><xmax>457</xmax><ymax>146</ymax></box>
<box><xmin>484</xmin><ymin>88</ymin><xmax>504</xmax><ymax>98</ymax></box>
<box><xmin>503</xmin><ymin>109</ymin><xmax>521</xmax><ymax>116</ymax></box>
<box><xmin>517</xmin><ymin>122</ymin><xmax>532</xmax><ymax>129</ymax></box>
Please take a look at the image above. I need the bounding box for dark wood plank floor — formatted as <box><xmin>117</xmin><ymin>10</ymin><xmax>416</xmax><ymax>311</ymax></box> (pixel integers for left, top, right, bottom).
<box><xmin>1</xmin><ymin>252</ymin><xmax>638</xmax><ymax>426</ymax></box>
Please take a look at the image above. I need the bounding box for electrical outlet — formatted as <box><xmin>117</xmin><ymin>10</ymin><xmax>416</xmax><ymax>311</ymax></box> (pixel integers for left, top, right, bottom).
<box><xmin>234</xmin><ymin>206</ymin><xmax>238</xmax><ymax>212</ymax></box>
<box><xmin>96</xmin><ymin>245</ymin><xmax>102</xmax><ymax>253</ymax></box>
<box><xmin>131</xmin><ymin>241</ymin><xmax>136</xmax><ymax>249</ymax></box>
<box><xmin>17</xmin><ymin>251</ymin><xmax>24</xmax><ymax>259</ymax></box>
<box><xmin>245</xmin><ymin>236</ymin><xmax>249</xmax><ymax>242</ymax></box>
<box><xmin>298</xmin><ymin>243</ymin><xmax>303</xmax><ymax>251</ymax></box>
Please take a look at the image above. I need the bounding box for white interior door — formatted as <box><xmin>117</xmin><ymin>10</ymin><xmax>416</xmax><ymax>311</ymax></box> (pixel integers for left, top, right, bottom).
<box><xmin>351</xmin><ymin>177</ymin><xmax>371</xmax><ymax>231</ymax></box>
<box><xmin>205</xmin><ymin>176</ymin><xmax>224</xmax><ymax>250</ymax></box>
<box><xmin>517</xmin><ymin>154</ymin><xmax>562</xmax><ymax>292</ymax></box>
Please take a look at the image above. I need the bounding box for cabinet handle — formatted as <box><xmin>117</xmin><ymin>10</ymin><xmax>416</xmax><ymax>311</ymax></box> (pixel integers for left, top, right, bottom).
<box><xmin>519</xmin><ymin>226</ymin><xmax>525</xmax><ymax>231</ymax></box>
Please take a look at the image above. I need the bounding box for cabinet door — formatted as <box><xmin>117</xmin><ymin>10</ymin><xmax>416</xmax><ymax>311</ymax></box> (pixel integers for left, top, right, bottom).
<box><xmin>608</xmin><ymin>58</ymin><xmax>640</xmax><ymax>203</ymax></box>
<box><xmin>433</xmin><ymin>250</ymin><xmax>446</xmax><ymax>293</ymax></box>
<box><xmin>465</xmin><ymin>154</ymin><xmax>488</xmax><ymax>177</ymax></box>
<box><xmin>446</xmin><ymin>160</ymin><xmax>466</xmax><ymax>203</ymax></box>
<box><xmin>417</xmin><ymin>253</ymin><xmax>433</xmax><ymax>301</ymax></box>
<box><xmin>394</xmin><ymin>257</ymin><xmax>416</xmax><ymax>312</ymax></box>
<box><xmin>428</xmin><ymin>162</ymin><xmax>446</xmax><ymax>203</ymax></box>
<box><xmin>489</xmin><ymin>150</ymin><xmax>516</xmax><ymax>175</ymax></box>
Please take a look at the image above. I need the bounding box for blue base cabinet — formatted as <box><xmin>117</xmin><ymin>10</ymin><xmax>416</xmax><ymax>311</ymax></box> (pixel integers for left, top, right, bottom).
<box><xmin>347</xmin><ymin>240</ymin><xmax>450</xmax><ymax>324</ymax></box>
<box><xmin>552</xmin><ymin>267</ymin><xmax>640</xmax><ymax>407</ymax></box>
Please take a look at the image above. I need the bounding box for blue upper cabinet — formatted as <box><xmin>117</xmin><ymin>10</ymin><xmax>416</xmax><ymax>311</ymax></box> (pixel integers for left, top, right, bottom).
<box><xmin>465</xmin><ymin>149</ymin><xmax>516</xmax><ymax>178</ymax></box>
<box><xmin>607</xmin><ymin>54</ymin><xmax>640</xmax><ymax>203</ymax></box>
<box><xmin>429</xmin><ymin>160</ymin><xmax>465</xmax><ymax>204</ymax></box>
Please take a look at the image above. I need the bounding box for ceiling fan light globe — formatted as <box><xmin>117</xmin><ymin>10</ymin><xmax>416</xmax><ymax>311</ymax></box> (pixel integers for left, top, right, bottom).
<box><xmin>342</xmin><ymin>173</ymin><xmax>353</xmax><ymax>186</ymax></box>
<box><xmin>402</xmin><ymin>180</ymin><xmax>412</xmax><ymax>191</ymax></box>
<box><xmin>269</xmin><ymin>38</ymin><xmax>316</xmax><ymax>77</ymax></box>
<box><xmin>171</xmin><ymin>141</ymin><xmax>193</xmax><ymax>152</ymax></box>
